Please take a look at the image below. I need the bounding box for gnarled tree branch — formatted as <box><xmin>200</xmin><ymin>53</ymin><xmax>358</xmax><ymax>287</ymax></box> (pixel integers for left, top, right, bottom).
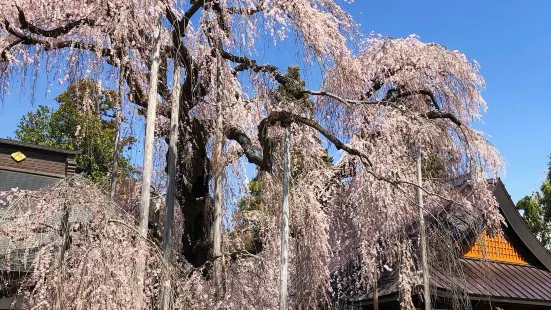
<box><xmin>225</xmin><ymin>127</ymin><xmax>264</xmax><ymax>168</ymax></box>
<box><xmin>17</xmin><ymin>7</ymin><xmax>95</xmax><ymax>38</ymax></box>
<box><xmin>263</xmin><ymin>111</ymin><xmax>374</xmax><ymax>167</ymax></box>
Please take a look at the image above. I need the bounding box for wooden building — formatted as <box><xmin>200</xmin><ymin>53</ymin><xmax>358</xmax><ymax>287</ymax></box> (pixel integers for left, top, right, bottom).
<box><xmin>0</xmin><ymin>139</ymin><xmax>79</xmax><ymax>309</ymax></box>
<box><xmin>0</xmin><ymin>138</ymin><xmax>79</xmax><ymax>191</ymax></box>
<box><xmin>352</xmin><ymin>179</ymin><xmax>551</xmax><ymax>310</ymax></box>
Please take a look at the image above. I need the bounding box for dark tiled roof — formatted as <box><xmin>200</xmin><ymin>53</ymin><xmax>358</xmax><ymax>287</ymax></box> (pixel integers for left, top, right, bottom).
<box><xmin>360</xmin><ymin>259</ymin><xmax>551</xmax><ymax>306</ymax></box>
<box><xmin>437</xmin><ymin>259</ymin><xmax>551</xmax><ymax>303</ymax></box>
<box><xmin>0</xmin><ymin>138</ymin><xmax>81</xmax><ymax>155</ymax></box>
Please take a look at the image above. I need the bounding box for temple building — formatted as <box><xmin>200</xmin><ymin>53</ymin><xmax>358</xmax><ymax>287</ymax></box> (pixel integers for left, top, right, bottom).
<box><xmin>353</xmin><ymin>179</ymin><xmax>551</xmax><ymax>310</ymax></box>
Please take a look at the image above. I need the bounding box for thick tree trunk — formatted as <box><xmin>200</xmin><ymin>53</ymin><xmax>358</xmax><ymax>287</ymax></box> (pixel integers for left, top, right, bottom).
<box><xmin>279</xmin><ymin>125</ymin><xmax>292</xmax><ymax>310</ymax></box>
<box><xmin>417</xmin><ymin>152</ymin><xmax>431</xmax><ymax>310</ymax></box>
<box><xmin>160</xmin><ymin>64</ymin><xmax>181</xmax><ymax>310</ymax></box>
<box><xmin>136</xmin><ymin>16</ymin><xmax>162</xmax><ymax>309</ymax></box>
<box><xmin>176</xmin><ymin>113</ymin><xmax>212</xmax><ymax>267</ymax></box>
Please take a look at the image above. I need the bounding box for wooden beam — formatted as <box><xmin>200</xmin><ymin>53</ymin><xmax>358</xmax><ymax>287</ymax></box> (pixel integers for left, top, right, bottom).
<box><xmin>110</xmin><ymin>68</ymin><xmax>124</xmax><ymax>200</ymax></box>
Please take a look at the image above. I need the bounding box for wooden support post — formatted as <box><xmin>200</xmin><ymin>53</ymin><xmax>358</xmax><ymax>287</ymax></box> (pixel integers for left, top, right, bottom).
<box><xmin>417</xmin><ymin>150</ymin><xmax>431</xmax><ymax>310</ymax></box>
<box><xmin>136</xmin><ymin>15</ymin><xmax>162</xmax><ymax>309</ymax></box>
<box><xmin>55</xmin><ymin>202</ymin><xmax>70</xmax><ymax>310</ymax></box>
<box><xmin>213</xmin><ymin>55</ymin><xmax>223</xmax><ymax>259</ymax></box>
<box><xmin>212</xmin><ymin>51</ymin><xmax>225</xmax><ymax>300</ymax></box>
<box><xmin>212</xmin><ymin>161</ymin><xmax>223</xmax><ymax>258</ymax></box>
<box><xmin>110</xmin><ymin>68</ymin><xmax>124</xmax><ymax>200</ymax></box>
<box><xmin>160</xmin><ymin>63</ymin><xmax>181</xmax><ymax>310</ymax></box>
<box><xmin>373</xmin><ymin>267</ymin><xmax>379</xmax><ymax>310</ymax></box>
<box><xmin>279</xmin><ymin>125</ymin><xmax>292</xmax><ymax>310</ymax></box>
<box><xmin>212</xmin><ymin>115</ymin><xmax>224</xmax><ymax>298</ymax></box>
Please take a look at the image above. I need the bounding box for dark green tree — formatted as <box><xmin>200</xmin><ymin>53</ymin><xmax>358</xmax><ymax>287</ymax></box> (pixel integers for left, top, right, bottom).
<box><xmin>517</xmin><ymin>155</ymin><xmax>551</xmax><ymax>249</ymax></box>
<box><xmin>14</xmin><ymin>79</ymin><xmax>135</xmax><ymax>185</ymax></box>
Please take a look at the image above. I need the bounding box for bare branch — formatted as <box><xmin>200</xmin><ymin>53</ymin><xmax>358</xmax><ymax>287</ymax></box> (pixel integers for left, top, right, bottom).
<box><xmin>299</xmin><ymin>89</ymin><xmax>393</xmax><ymax>106</ymax></box>
<box><xmin>424</xmin><ymin>111</ymin><xmax>462</xmax><ymax>127</ymax></box>
<box><xmin>3</xmin><ymin>19</ymin><xmax>112</xmax><ymax>56</ymax></box>
<box><xmin>177</xmin><ymin>0</ymin><xmax>206</xmax><ymax>33</ymax></box>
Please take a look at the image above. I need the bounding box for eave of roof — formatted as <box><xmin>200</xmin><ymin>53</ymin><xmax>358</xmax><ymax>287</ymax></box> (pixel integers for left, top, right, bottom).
<box><xmin>434</xmin><ymin>258</ymin><xmax>551</xmax><ymax>304</ymax></box>
<box><xmin>0</xmin><ymin>138</ymin><xmax>81</xmax><ymax>155</ymax></box>
<box><xmin>357</xmin><ymin>259</ymin><xmax>551</xmax><ymax>306</ymax></box>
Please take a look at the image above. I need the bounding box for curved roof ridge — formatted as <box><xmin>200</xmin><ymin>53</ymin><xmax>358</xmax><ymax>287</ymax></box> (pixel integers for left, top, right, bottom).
<box><xmin>494</xmin><ymin>178</ymin><xmax>551</xmax><ymax>271</ymax></box>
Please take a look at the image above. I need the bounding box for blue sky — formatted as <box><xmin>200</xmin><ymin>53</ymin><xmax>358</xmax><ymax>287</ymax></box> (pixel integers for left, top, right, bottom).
<box><xmin>1</xmin><ymin>0</ymin><xmax>550</xmax><ymax>203</ymax></box>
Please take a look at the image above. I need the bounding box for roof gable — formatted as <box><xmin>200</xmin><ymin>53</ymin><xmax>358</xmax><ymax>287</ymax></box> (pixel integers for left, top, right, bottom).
<box><xmin>463</xmin><ymin>229</ymin><xmax>529</xmax><ymax>265</ymax></box>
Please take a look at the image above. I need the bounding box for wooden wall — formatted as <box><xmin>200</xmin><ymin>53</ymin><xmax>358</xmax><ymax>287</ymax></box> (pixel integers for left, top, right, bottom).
<box><xmin>0</xmin><ymin>145</ymin><xmax>67</xmax><ymax>178</ymax></box>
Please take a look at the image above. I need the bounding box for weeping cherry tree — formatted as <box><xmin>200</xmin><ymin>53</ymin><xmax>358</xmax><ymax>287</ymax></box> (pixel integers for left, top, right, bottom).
<box><xmin>0</xmin><ymin>1</ymin><xmax>503</xmax><ymax>309</ymax></box>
